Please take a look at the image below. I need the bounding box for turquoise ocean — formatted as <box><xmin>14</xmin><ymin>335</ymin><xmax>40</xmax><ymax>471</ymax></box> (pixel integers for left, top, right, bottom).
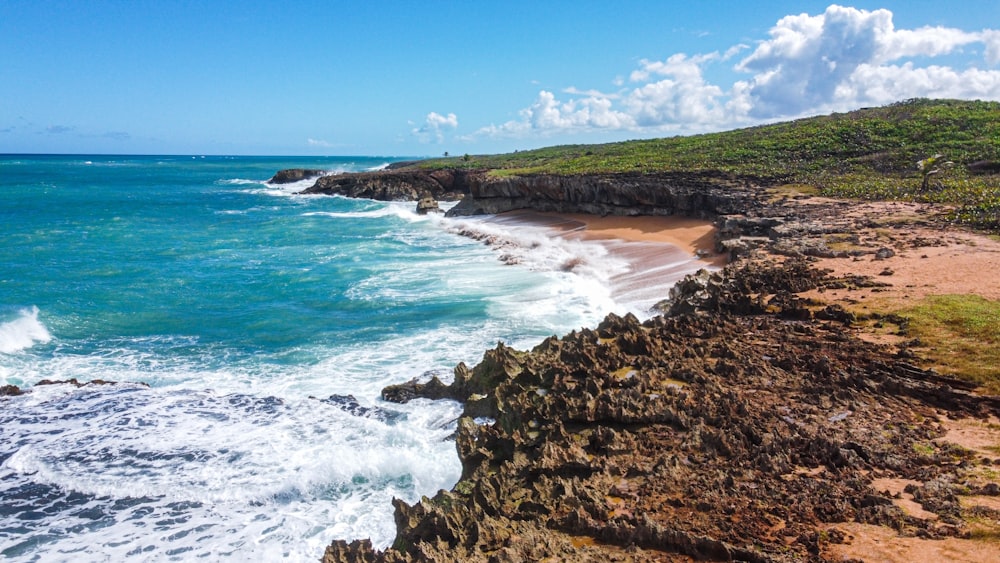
<box><xmin>0</xmin><ymin>155</ymin><xmax>699</xmax><ymax>561</ymax></box>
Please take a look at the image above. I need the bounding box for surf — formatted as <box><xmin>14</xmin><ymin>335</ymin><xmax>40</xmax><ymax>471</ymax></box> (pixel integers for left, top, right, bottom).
<box><xmin>0</xmin><ymin>307</ymin><xmax>51</xmax><ymax>355</ymax></box>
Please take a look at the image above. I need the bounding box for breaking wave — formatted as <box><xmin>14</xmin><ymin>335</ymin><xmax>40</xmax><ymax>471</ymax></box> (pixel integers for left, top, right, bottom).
<box><xmin>0</xmin><ymin>307</ymin><xmax>51</xmax><ymax>354</ymax></box>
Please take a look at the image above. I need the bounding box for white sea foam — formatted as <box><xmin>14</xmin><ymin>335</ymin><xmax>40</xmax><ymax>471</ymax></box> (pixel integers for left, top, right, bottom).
<box><xmin>303</xmin><ymin>203</ymin><xmax>427</xmax><ymax>223</ymax></box>
<box><xmin>219</xmin><ymin>178</ymin><xmax>263</xmax><ymax>186</ymax></box>
<box><xmin>258</xmin><ymin>167</ymin><xmax>351</xmax><ymax>197</ymax></box>
<box><xmin>0</xmin><ymin>306</ymin><xmax>52</xmax><ymax>354</ymax></box>
<box><xmin>0</xmin><ymin>384</ymin><xmax>462</xmax><ymax>560</ymax></box>
<box><xmin>443</xmin><ymin>217</ymin><xmax>631</xmax><ymax>283</ymax></box>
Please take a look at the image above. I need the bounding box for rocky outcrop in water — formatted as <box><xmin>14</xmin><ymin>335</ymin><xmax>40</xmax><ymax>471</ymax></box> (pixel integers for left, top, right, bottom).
<box><xmin>323</xmin><ymin>258</ymin><xmax>999</xmax><ymax>562</ymax></box>
<box><xmin>268</xmin><ymin>169</ymin><xmax>327</xmax><ymax>184</ymax></box>
<box><xmin>299</xmin><ymin>169</ymin><xmax>473</xmax><ymax>201</ymax></box>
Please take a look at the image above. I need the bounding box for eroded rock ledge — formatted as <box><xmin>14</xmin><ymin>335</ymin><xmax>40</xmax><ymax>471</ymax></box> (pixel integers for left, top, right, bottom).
<box><xmin>292</xmin><ymin>167</ymin><xmax>754</xmax><ymax>219</ymax></box>
<box><xmin>323</xmin><ymin>257</ymin><xmax>999</xmax><ymax>562</ymax></box>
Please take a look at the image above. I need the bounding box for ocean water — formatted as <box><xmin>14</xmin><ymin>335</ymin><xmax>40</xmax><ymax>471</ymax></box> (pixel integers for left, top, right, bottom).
<box><xmin>0</xmin><ymin>155</ymin><xmax>696</xmax><ymax>561</ymax></box>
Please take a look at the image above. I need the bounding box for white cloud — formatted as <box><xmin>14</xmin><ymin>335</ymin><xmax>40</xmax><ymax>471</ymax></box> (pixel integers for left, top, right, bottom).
<box><xmin>469</xmin><ymin>91</ymin><xmax>634</xmax><ymax>139</ymax></box>
<box><xmin>881</xmin><ymin>26</ymin><xmax>981</xmax><ymax>61</ymax></box>
<box><xmin>984</xmin><ymin>30</ymin><xmax>1000</xmax><ymax>65</ymax></box>
<box><xmin>843</xmin><ymin>63</ymin><xmax>1000</xmax><ymax>105</ymax></box>
<box><xmin>308</xmin><ymin>138</ymin><xmax>333</xmax><ymax>148</ymax></box>
<box><xmin>467</xmin><ymin>4</ymin><xmax>1000</xmax><ymax>141</ymax></box>
<box><xmin>413</xmin><ymin>111</ymin><xmax>458</xmax><ymax>143</ymax></box>
<box><xmin>735</xmin><ymin>5</ymin><xmax>893</xmax><ymax>117</ymax></box>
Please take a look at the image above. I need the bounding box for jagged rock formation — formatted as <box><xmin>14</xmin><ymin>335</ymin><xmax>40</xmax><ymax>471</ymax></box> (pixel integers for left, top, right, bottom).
<box><xmin>323</xmin><ymin>259</ymin><xmax>999</xmax><ymax>562</ymax></box>
<box><xmin>415</xmin><ymin>193</ymin><xmax>442</xmax><ymax>215</ymax></box>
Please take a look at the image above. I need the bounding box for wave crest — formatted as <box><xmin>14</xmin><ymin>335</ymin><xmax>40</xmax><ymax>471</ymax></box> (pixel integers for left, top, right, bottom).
<box><xmin>0</xmin><ymin>306</ymin><xmax>52</xmax><ymax>354</ymax></box>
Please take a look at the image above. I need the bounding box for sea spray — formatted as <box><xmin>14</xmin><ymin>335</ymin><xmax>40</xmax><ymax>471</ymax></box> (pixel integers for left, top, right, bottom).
<box><xmin>0</xmin><ymin>307</ymin><xmax>51</xmax><ymax>354</ymax></box>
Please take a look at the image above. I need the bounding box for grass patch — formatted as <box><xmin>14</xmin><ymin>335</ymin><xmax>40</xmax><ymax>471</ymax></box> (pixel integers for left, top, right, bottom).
<box><xmin>898</xmin><ymin>294</ymin><xmax>1000</xmax><ymax>393</ymax></box>
<box><xmin>824</xmin><ymin>233</ymin><xmax>867</xmax><ymax>253</ymax></box>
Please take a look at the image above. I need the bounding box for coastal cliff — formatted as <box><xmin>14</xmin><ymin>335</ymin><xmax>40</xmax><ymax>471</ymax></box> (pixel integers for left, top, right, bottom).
<box><xmin>291</xmin><ymin>167</ymin><xmax>753</xmax><ymax>220</ymax></box>
<box><xmin>298</xmin><ymin>169</ymin><xmax>474</xmax><ymax>202</ymax></box>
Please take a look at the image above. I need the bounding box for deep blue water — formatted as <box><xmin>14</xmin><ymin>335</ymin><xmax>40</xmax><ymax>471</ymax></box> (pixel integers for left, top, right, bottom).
<box><xmin>0</xmin><ymin>155</ymin><xmax>631</xmax><ymax>561</ymax></box>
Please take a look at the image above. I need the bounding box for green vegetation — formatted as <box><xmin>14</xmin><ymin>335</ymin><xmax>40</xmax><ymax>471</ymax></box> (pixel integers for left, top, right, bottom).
<box><xmin>899</xmin><ymin>294</ymin><xmax>1000</xmax><ymax>393</ymax></box>
<box><xmin>421</xmin><ymin>99</ymin><xmax>1000</xmax><ymax>229</ymax></box>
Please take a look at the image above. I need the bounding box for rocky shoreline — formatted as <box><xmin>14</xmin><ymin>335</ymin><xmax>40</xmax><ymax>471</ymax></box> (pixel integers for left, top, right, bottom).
<box><xmin>280</xmin><ymin>166</ymin><xmax>1000</xmax><ymax>561</ymax></box>
<box><xmin>286</xmin><ymin>167</ymin><xmax>753</xmax><ymax>219</ymax></box>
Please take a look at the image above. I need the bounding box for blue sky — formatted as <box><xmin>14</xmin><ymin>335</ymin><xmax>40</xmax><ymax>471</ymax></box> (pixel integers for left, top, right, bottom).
<box><xmin>2</xmin><ymin>1</ymin><xmax>999</xmax><ymax>156</ymax></box>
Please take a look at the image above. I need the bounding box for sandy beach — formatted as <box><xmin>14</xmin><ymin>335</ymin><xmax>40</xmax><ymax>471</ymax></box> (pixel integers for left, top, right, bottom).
<box><xmin>481</xmin><ymin>210</ymin><xmax>725</xmax><ymax>315</ymax></box>
<box><xmin>491</xmin><ymin>210</ymin><xmax>724</xmax><ymax>262</ymax></box>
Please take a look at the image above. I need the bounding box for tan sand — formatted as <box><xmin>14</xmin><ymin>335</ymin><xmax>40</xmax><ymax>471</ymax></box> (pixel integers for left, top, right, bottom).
<box><xmin>493</xmin><ymin>210</ymin><xmax>725</xmax><ymax>266</ymax></box>
<box><xmin>824</xmin><ymin>523</ymin><xmax>1000</xmax><ymax>563</ymax></box>
<box><xmin>799</xmin><ymin>201</ymin><xmax>1000</xmax><ymax>310</ymax></box>
<box><xmin>486</xmin><ymin>211</ymin><xmax>724</xmax><ymax>314</ymax></box>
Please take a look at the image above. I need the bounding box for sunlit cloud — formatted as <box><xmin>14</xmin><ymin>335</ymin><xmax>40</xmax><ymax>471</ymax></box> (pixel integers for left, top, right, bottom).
<box><xmin>467</xmin><ymin>4</ymin><xmax>1000</xmax><ymax>141</ymax></box>
<box><xmin>412</xmin><ymin>111</ymin><xmax>458</xmax><ymax>144</ymax></box>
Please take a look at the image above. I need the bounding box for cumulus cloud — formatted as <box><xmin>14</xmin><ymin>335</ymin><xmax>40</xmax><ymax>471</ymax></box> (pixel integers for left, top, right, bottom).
<box><xmin>736</xmin><ymin>4</ymin><xmax>1000</xmax><ymax>118</ymax></box>
<box><xmin>468</xmin><ymin>4</ymin><xmax>1000</xmax><ymax>141</ymax></box>
<box><xmin>413</xmin><ymin>111</ymin><xmax>458</xmax><ymax>143</ymax></box>
<box><xmin>468</xmin><ymin>91</ymin><xmax>634</xmax><ymax>139</ymax></box>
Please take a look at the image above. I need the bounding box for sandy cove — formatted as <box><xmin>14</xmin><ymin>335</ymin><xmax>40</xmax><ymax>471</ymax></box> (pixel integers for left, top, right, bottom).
<box><xmin>480</xmin><ymin>210</ymin><xmax>728</xmax><ymax>315</ymax></box>
<box><xmin>489</xmin><ymin>209</ymin><xmax>724</xmax><ymax>261</ymax></box>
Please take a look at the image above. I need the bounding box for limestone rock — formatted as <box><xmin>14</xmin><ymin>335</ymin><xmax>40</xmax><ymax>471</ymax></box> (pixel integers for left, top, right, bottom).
<box><xmin>323</xmin><ymin>258</ymin><xmax>997</xmax><ymax>562</ymax></box>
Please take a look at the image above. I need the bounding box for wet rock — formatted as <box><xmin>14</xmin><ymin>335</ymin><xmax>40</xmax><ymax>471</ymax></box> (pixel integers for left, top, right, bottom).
<box><xmin>321</xmin><ymin>394</ymin><xmax>404</xmax><ymax>423</ymax></box>
<box><xmin>0</xmin><ymin>384</ymin><xmax>22</xmax><ymax>396</ymax></box>
<box><xmin>382</xmin><ymin>376</ymin><xmax>455</xmax><ymax>404</ymax></box>
<box><xmin>415</xmin><ymin>193</ymin><xmax>441</xmax><ymax>214</ymax></box>
<box><xmin>35</xmin><ymin>378</ymin><xmax>125</xmax><ymax>387</ymax></box>
<box><xmin>268</xmin><ymin>168</ymin><xmax>326</xmax><ymax>184</ymax></box>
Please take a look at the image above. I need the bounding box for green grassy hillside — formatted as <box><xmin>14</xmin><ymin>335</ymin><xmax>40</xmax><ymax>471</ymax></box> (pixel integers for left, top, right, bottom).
<box><xmin>423</xmin><ymin>99</ymin><xmax>1000</xmax><ymax>229</ymax></box>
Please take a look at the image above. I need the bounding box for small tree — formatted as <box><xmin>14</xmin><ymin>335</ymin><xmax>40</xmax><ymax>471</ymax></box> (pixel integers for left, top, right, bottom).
<box><xmin>917</xmin><ymin>154</ymin><xmax>953</xmax><ymax>191</ymax></box>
